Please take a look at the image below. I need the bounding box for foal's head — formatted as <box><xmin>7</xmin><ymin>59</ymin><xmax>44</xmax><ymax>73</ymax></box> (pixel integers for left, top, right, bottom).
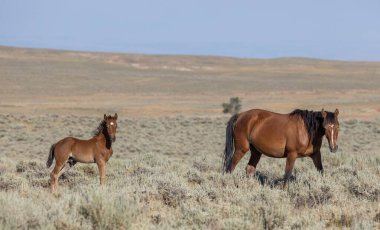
<box><xmin>321</xmin><ymin>109</ymin><xmax>340</xmax><ymax>153</ymax></box>
<box><xmin>104</xmin><ymin>113</ymin><xmax>118</xmax><ymax>142</ymax></box>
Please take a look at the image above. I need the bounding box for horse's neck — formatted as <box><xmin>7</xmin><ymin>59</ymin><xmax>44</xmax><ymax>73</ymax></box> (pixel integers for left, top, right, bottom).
<box><xmin>311</xmin><ymin>128</ymin><xmax>325</xmax><ymax>146</ymax></box>
<box><xmin>305</xmin><ymin>118</ymin><xmax>324</xmax><ymax>145</ymax></box>
<box><xmin>97</xmin><ymin>130</ymin><xmax>112</xmax><ymax>149</ymax></box>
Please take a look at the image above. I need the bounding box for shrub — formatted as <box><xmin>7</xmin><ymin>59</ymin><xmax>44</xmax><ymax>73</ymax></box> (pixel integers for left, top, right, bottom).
<box><xmin>157</xmin><ymin>181</ymin><xmax>187</xmax><ymax>208</ymax></box>
<box><xmin>222</xmin><ymin>97</ymin><xmax>242</xmax><ymax>115</ymax></box>
<box><xmin>292</xmin><ymin>186</ymin><xmax>333</xmax><ymax>208</ymax></box>
<box><xmin>78</xmin><ymin>192</ymin><xmax>133</xmax><ymax>229</ymax></box>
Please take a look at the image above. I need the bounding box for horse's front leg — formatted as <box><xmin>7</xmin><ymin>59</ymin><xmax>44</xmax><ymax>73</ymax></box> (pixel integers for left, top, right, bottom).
<box><xmin>310</xmin><ymin>151</ymin><xmax>323</xmax><ymax>174</ymax></box>
<box><xmin>96</xmin><ymin>159</ymin><xmax>107</xmax><ymax>186</ymax></box>
<box><xmin>283</xmin><ymin>153</ymin><xmax>297</xmax><ymax>190</ymax></box>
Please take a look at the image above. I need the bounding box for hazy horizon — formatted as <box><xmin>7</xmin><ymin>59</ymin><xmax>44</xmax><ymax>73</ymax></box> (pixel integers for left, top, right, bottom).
<box><xmin>1</xmin><ymin>0</ymin><xmax>379</xmax><ymax>61</ymax></box>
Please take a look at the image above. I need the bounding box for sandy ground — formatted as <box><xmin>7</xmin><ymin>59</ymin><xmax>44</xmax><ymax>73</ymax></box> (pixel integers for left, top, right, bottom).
<box><xmin>1</xmin><ymin>46</ymin><xmax>380</xmax><ymax>119</ymax></box>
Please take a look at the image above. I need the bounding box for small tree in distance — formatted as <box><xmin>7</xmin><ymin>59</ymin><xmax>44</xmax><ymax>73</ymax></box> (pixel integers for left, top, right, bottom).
<box><xmin>222</xmin><ymin>97</ymin><xmax>242</xmax><ymax>115</ymax></box>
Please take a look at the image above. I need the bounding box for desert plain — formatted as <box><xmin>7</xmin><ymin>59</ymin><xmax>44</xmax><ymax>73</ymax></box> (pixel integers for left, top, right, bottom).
<box><xmin>0</xmin><ymin>46</ymin><xmax>379</xmax><ymax>229</ymax></box>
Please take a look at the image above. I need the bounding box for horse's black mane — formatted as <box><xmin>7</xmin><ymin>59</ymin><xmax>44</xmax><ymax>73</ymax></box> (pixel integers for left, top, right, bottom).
<box><xmin>289</xmin><ymin>109</ymin><xmax>325</xmax><ymax>142</ymax></box>
<box><xmin>92</xmin><ymin>120</ymin><xmax>112</xmax><ymax>149</ymax></box>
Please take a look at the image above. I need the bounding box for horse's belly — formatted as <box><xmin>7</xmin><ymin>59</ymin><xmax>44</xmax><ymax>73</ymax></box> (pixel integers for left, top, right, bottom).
<box><xmin>299</xmin><ymin>145</ymin><xmax>315</xmax><ymax>156</ymax></box>
<box><xmin>251</xmin><ymin>136</ymin><xmax>286</xmax><ymax>158</ymax></box>
<box><xmin>249</xmin><ymin>117</ymin><xmax>288</xmax><ymax>157</ymax></box>
<box><xmin>71</xmin><ymin>152</ymin><xmax>95</xmax><ymax>163</ymax></box>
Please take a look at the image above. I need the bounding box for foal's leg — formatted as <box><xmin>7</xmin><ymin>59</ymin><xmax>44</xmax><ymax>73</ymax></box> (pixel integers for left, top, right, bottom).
<box><xmin>50</xmin><ymin>161</ymin><xmax>65</xmax><ymax>193</ymax></box>
<box><xmin>310</xmin><ymin>151</ymin><xmax>323</xmax><ymax>174</ymax></box>
<box><xmin>230</xmin><ymin>133</ymin><xmax>250</xmax><ymax>172</ymax></box>
<box><xmin>246</xmin><ymin>145</ymin><xmax>262</xmax><ymax>177</ymax></box>
<box><xmin>96</xmin><ymin>159</ymin><xmax>107</xmax><ymax>185</ymax></box>
<box><xmin>50</xmin><ymin>147</ymin><xmax>71</xmax><ymax>193</ymax></box>
<box><xmin>58</xmin><ymin>157</ymin><xmax>78</xmax><ymax>178</ymax></box>
<box><xmin>283</xmin><ymin>152</ymin><xmax>297</xmax><ymax>190</ymax></box>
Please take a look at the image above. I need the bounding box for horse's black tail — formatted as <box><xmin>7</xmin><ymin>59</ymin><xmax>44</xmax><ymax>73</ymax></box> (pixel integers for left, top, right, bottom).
<box><xmin>46</xmin><ymin>144</ymin><xmax>55</xmax><ymax>168</ymax></box>
<box><xmin>223</xmin><ymin>114</ymin><xmax>239</xmax><ymax>173</ymax></box>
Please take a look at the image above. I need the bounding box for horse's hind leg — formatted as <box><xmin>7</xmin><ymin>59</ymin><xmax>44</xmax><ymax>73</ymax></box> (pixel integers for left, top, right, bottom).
<box><xmin>246</xmin><ymin>145</ymin><xmax>262</xmax><ymax>177</ymax></box>
<box><xmin>51</xmin><ymin>157</ymin><xmax>75</xmax><ymax>192</ymax></box>
<box><xmin>50</xmin><ymin>144</ymin><xmax>71</xmax><ymax>193</ymax></box>
<box><xmin>230</xmin><ymin>133</ymin><xmax>250</xmax><ymax>172</ymax></box>
<box><xmin>58</xmin><ymin>157</ymin><xmax>78</xmax><ymax>178</ymax></box>
<box><xmin>50</xmin><ymin>161</ymin><xmax>65</xmax><ymax>193</ymax></box>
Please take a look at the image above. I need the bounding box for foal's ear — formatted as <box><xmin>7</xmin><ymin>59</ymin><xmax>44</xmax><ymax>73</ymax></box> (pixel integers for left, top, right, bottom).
<box><xmin>104</xmin><ymin>114</ymin><xmax>107</xmax><ymax>120</ymax></box>
<box><xmin>114</xmin><ymin>113</ymin><xmax>118</xmax><ymax>120</ymax></box>
<box><xmin>335</xmin><ymin>108</ymin><xmax>339</xmax><ymax>116</ymax></box>
<box><xmin>321</xmin><ymin>108</ymin><xmax>327</xmax><ymax>118</ymax></box>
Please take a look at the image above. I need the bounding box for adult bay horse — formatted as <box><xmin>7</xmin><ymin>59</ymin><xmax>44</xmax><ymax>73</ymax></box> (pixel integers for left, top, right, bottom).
<box><xmin>223</xmin><ymin>109</ymin><xmax>340</xmax><ymax>188</ymax></box>
<box><xmin>47</xmin><ymin>114</ymin><xmax>118</xmax><ymax>192</ymax></box>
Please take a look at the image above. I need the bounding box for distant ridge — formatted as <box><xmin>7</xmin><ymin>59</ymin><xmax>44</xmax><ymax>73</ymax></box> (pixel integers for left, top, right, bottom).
<box><xmin>1</xmin><ymin>45</ymin><xmax>379</xmax><ymax>65</ymax></box>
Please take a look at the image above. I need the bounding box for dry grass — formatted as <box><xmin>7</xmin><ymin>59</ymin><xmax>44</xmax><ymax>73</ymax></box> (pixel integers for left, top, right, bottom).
<box><xmin>0</xmin><ymin>114</ymin><xmax>379</xmax><ymax>229</ymax></box>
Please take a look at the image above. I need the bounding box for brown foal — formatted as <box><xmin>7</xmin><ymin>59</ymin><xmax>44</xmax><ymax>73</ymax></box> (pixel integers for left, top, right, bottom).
<box><xmin>223</xmin><ymin>109</ymin><xmax>340</xmax><ymax>188</ymax></box>
<box><xmin>47</xmin><ymin>114</ymin><xmax>118</xmax><ymax>192</ymax></box>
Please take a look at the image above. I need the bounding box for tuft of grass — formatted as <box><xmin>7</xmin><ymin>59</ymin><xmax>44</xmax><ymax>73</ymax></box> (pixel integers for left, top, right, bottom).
<box><xmin>186</xmin><ymin>170</ymin><xmax>204</xmax><ymax>185</ymax></box>
<box><xmin>292</xmin><ymin>185</ymin><xmax>333</xmax><ymax>208</ymax></box>
<box><xmin>157</xmin><ymin>181</ymin><xmax>188</xmax><ymax>208</ymax></box>
<box><xmin>0</xmin><ymin>173</ymin><xmax>25</xmax><ymax>191</ymax></box>
<box><xmin>348</xmin><ymin>177</ymin><xmax>380</xmax><ymax>201</ymax></box>
<box><xmin>78</xmin><ymin>190</ymin><xmax>134</xmax><ymax>229</ymax></box>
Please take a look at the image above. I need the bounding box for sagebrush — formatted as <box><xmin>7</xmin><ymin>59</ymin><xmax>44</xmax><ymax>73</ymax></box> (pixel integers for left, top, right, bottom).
<box><xmin>0</xmin><ymin>114</ymin><xmax>379</xmax><ymax>229</ymax></box>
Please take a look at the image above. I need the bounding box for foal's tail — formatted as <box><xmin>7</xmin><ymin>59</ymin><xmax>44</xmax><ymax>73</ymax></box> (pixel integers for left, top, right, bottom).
<box><xmin>223</xmin><ymin>114</ymin><xmax>239</xmax><ymax>173</ymax></box>
<box><xmin>46</xmin><ymin>144</ymin><xmax>55</xmax><ymax>168</ymax></box>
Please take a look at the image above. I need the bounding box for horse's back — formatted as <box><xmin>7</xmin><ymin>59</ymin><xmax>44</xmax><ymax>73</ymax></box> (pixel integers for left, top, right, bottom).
<box><xmin>237</xmin><ymin>109</ymin><xmax>289</xmax><ymax>132</ymax></box>
<box><xmin>55</xmin><ymin>137</ymin><xmax>76</xmax><ymax>149</ymax></box>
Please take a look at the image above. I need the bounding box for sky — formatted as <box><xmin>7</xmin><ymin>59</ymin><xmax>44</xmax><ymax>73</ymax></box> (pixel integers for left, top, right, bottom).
<box><xmin>0</xmin><ymin>0</ymin><xmax>379</xmax><ymax>61</ymax></box>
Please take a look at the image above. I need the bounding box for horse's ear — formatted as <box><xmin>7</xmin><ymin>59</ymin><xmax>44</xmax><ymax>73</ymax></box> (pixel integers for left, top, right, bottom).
<box><xmin>321</xmin><ymin>109</ymin><xmax>327</xmax><ymax>118</ymax></box>
<box><xmin>114</xmin><ymin>113</ymin><xmax>118</xmax><ymax>120</ymax></box>
<box><xmin>104</xmin><ymin>114</ymin><xmax>107</xmax><ymax>120</ymax></box>
<box><xmin>335</xmin><ymin>108</ymin><xmax>339</xmax><ymax>116</ymax></box>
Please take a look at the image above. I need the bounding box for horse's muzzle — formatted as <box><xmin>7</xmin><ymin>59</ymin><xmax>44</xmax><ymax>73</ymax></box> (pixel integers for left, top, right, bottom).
<box><xmin>329</xmin><ymin>145</ymin><xmax>338</xmax><ymax>153</ymax></box>
<box><xmin>112</xmin><ymin>136</ymin><xmax>116</xmax><ymax>142</ymax></box>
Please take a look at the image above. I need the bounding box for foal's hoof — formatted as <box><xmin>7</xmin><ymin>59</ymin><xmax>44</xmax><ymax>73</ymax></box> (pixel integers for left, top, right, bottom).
<box><xmin>246</xmin><ymin>165</ymin><xmax>256</xmax><ymax>177</ymax></box>
<box><xmin>51</xmin><ymin>188</ymin><xmax>60</xmax><ymax>196</ymax></box>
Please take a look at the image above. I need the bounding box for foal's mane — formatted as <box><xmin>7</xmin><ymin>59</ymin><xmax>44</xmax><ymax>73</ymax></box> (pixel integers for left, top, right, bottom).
<box><xmin>92</xmin><ymin>120</ymin><xmax>107</xmax><ymax>137</ymax></box>
<box><xmin>289</xmin><ymin>109</ymin><xmax>324</xmax><ymax>142</ymax></box>
<box><xmin>92</xmin><ymin>119</ymin><xmax>112</xmax><ymax>149</ymax></box>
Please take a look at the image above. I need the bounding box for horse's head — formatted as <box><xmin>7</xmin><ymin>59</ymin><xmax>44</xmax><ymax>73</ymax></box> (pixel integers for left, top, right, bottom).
<box><xmin>104</xmin><ymin>113</ymin><xmax>118</xmax><ymax>142</ymax></box>
<box><xmin>321</xmin><ymin>108</ymin><xmax>339</xmax><ymax>153</ymax></box>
